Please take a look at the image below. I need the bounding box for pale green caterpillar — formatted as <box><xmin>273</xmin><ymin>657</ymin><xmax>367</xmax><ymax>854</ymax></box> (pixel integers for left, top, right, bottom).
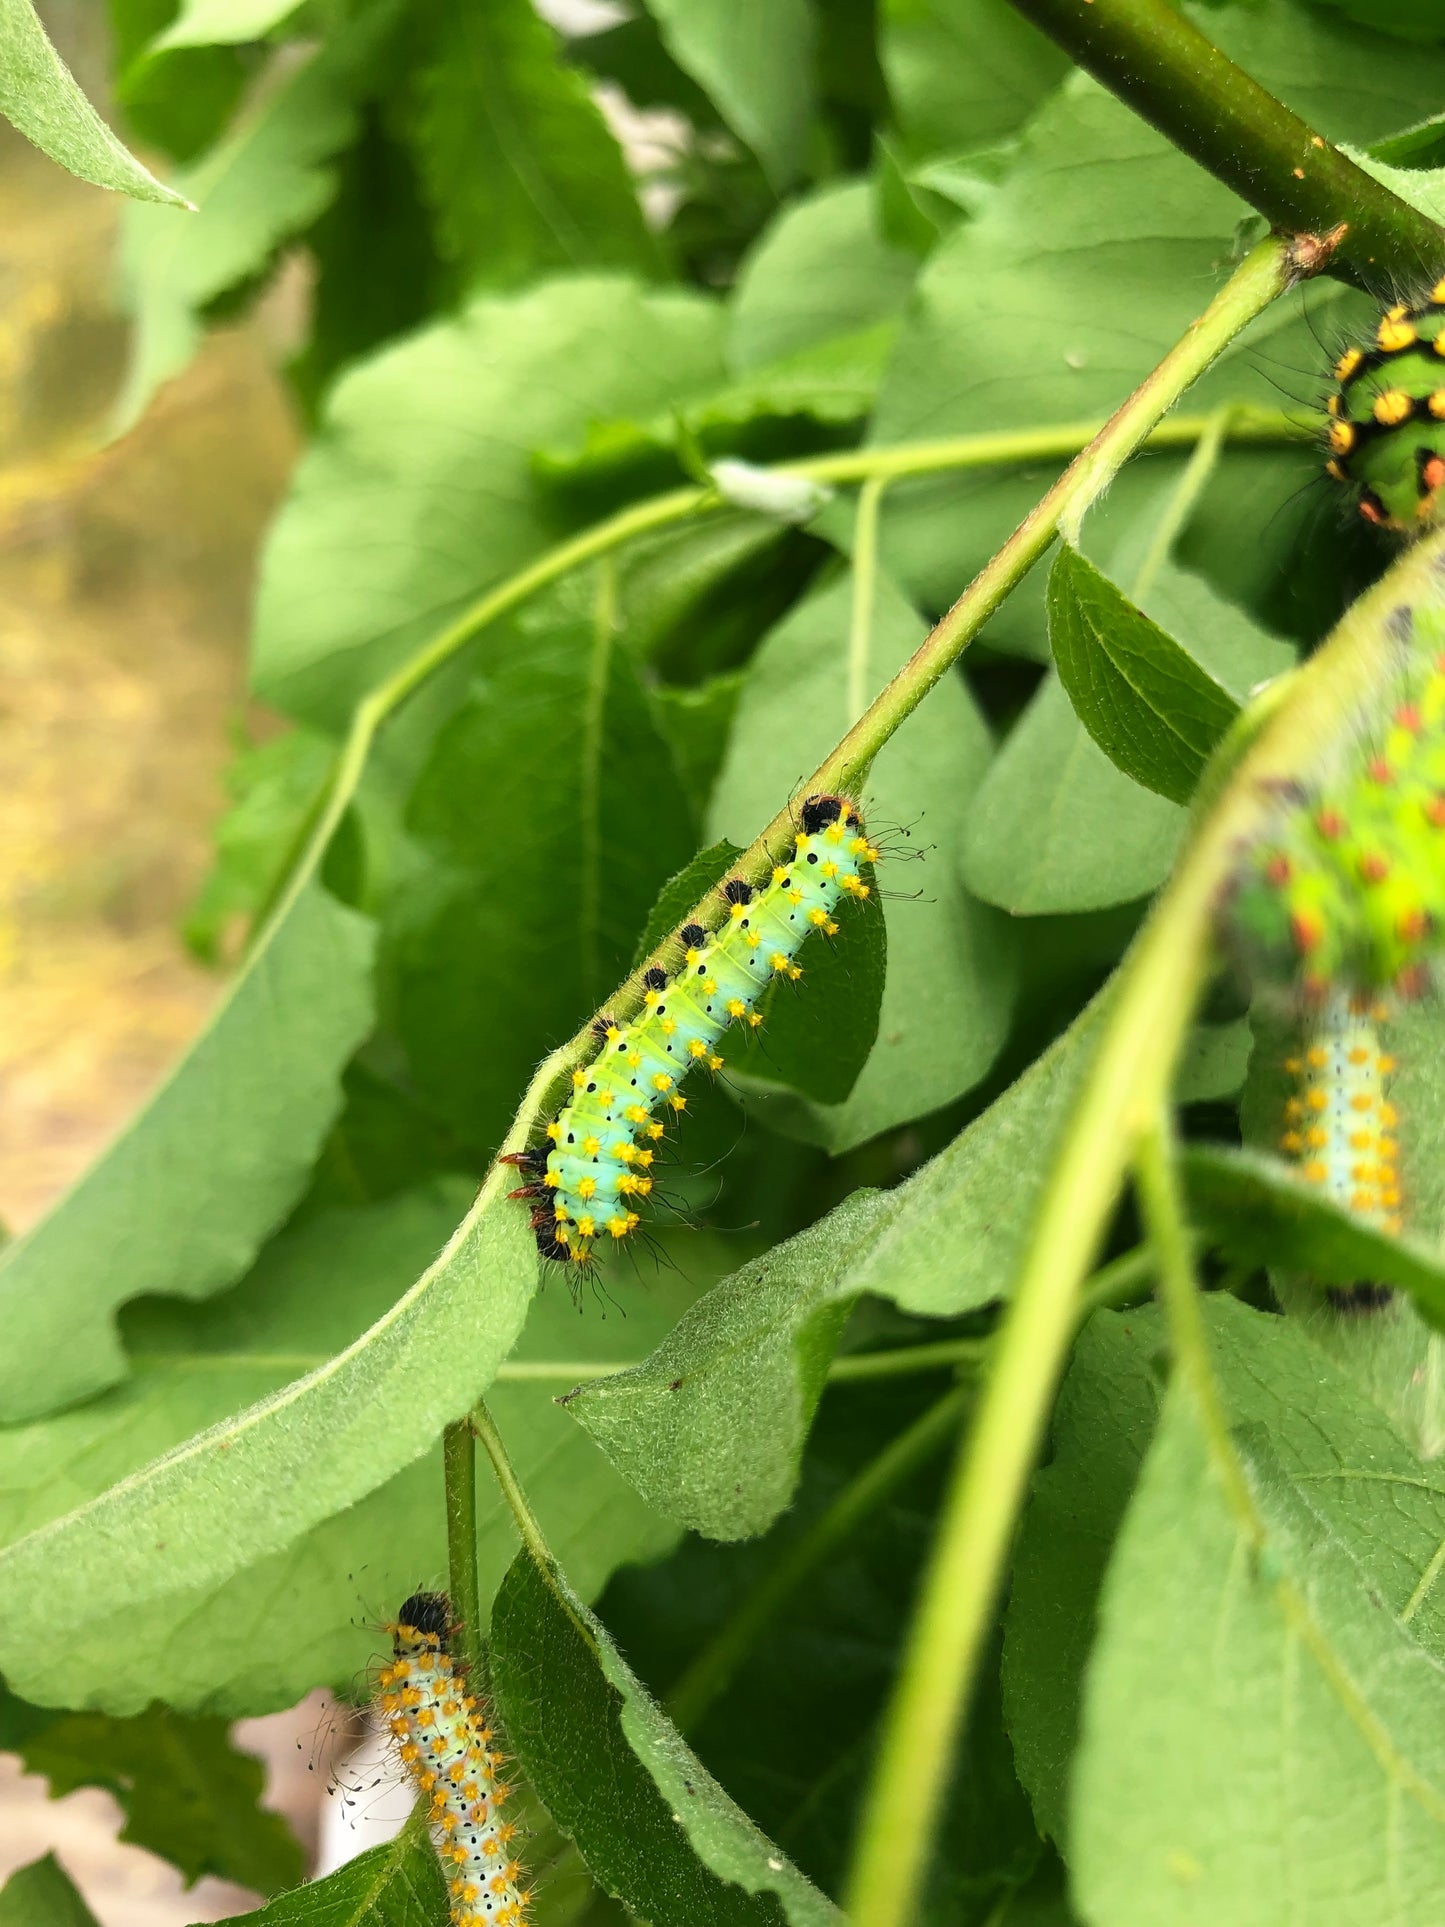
<box><xmin>508</xmin><ymin>795</ymin><xmax>878</xmax><ymax>1266</ymax></box>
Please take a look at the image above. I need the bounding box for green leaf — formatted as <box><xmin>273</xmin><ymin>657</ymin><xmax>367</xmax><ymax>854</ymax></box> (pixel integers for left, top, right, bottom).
<box><xmin>392</xmin><ymin>583</ymin><xmax>698</xmax><ymax>1149</ymax></box>
<box><xmin>212</xmin><ymin>1834</ymin><xmax>446</xmax><ymax>1926</ymax></box>
<box><xmin>567</xmin><ymin>989</ymin><xmax>1109</xmax><ymax>1537</ymax></box>
<box><xmin>1005</xmin><ymin>1298</ymin><xmax>1445</xmax><ymax>1852</ymax></box>
<box><xmin>640</xmin><ymin>0</ymin><xmax>816</xmax><ymax>189</ymax></box>
<box><xmin>960</xmin><ymin>560</ymin><xmax>1293</xmax><ymax>914</ymax></box>
<box><xmin>652</xmin><ymin>676</ymin><xmax>747</xmax><ymax>822</ymax></box>
<box><xmin>0</xmin><ymin>1857</ymin><xmax>99</xmax><ymax>1927</ymax></box>
<box><xmin>0</xmin><ymin>877</ymin><xmax>375</xmax><ymax>1422</ymax></box>
<box><xmin>600</xmin><ymin>1377</ymin><xmax>1042</xmax><ymax>1920</ymax></box>
<box><xmin>152</xmin><ymin>0</ymin><xmax>302</xmax><ymax>49</ymax></box>
<box><xmin>0</xmin><ymin>1183</ymin><xmax>688</xmax><ymax>1713</ymax></box>
<box><xmin>631</xmin><ymin>839</ymin><xmax>743</xmax><ymax>967</ymax></box>
<box><xmin>404</xmin><ymin>0</ymin><xmax>657</xmax><ymax>291</ymax></box>
<box><xmin>185</xmin><ymin>726</ymin><xmax>336</xmax><ymax>962</ymax></box>
<box><xmin>564</xmin><ymin>1191</ymin><xmax>888</xmax><ymax>1539</ymax></box>
<box><xmin>727</xmin><ymin>180</ymin><xmax>918</xmax><ymax>372</ymax></box>
<box><xmin>252</xmin><ymin>277</ymin><xmax>725</xmax><ymax>728</ymax></box>
<box><xmin>880</xmin><ymin>0</ymin><xmax>1069</xmax><ymax>162</ymax></box>
<box><xmin>867</xmin><ymin>7</ymin><xmax>1444</xmax><ymax>646</ymax></box>
<box><xmin>0</xmin><ymin>0</ymin><xmax>188</xmax><ymax>203</ymax></box>
<box><xmin>1174</xmin><ymin>1019</ymin><xmax>1251</xmax><ymax>1104</ymax></box>
<box><xmin>116</xmin><ymin>7</ymin><xmax>397</xmax><ymax>431</ymax></box>
<box><xmin>1182</xmin><ymin>1145</ymin><xmax>1445</xmax><ymax>1322</ymax></box>
<box><xmin>710</xmin><ymin>568</ymin><xmax>1015</xmax><ymax>1150</ymax></box>
<box><xmin>958</xmin><ymin>669</ymin><xmax>1185</xmax><ymax>914</ymax></box>
<box><xmin>490</xmin><ymin>1548</ymin><xmax>843</xmax><ymax>1926</ymax></box>
<box><xmin>1048</xmin><ymin>542</ymin><xmax>1239</xmax><ymax>805</ymax></box>
<box><xmin>13</xmin><ymin>1701</ymin><xmax>303</xmax><ymax>1894</ymax></box>
<box><xmin>0</xmin><ymin>1168</ymin><xmax>537</xmax><ymax>1707</ymax></box>
<box><xmin>1073</xmin><ymin>1381</ymin><xmax>1445</xmax><ymax>1925</ymax></box>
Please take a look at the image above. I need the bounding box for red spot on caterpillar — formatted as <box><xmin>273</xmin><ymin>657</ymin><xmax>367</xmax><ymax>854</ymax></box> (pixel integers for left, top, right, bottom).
<box><xmin>1396</xmin><ymin>961</ymin><xmax>1432</xmax><ymax>999</ymax></box>
<box><xmin>1367</xmin><ymin>757</ymin><xmax>1394</xmax><ymax>785</ymax></box>
<box><xmin>1359</xmin><ymin>852</ymin><xmax>1391</xmax><ymax>884</ymax></box>
<box><xmin>1397</xmin><ymin>907</ymin><xmax>1430</xmax><ymax>942</ymax></box>
<box><xmin>1428</xmin><ymin>795</ymin><xmax>1445</xmax><ymax>827</ymax></box>
<box><xmin>1265</xmin><ymin>853</ymin><xmax>1292</xmax><ymax>885</ymax></box>
<box><xmin>1315</xmin><ymin>809</ymin><xmax>1345</xmax><ymax>840</ymax></box>
<box><xmin>1291</xmin><ymin>909</ymin><xmax>1325</xmax><ymax>955</ymax></box>
<box><xmin>1396</xmin><ymin>704</ymin><xmax>1423</xmax><ymax>731</ymax></box>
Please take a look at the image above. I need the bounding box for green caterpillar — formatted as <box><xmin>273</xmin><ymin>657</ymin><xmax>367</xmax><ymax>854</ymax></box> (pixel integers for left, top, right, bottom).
<box><xmin>508</xmin><ymin>795</ymin><xmax>878</xmax><ymax>1267</ymax></box>
<box><xmin>1325</xmin><ymin>281</ymin><xmax>1445</xmax><ymax>530</ymax></box>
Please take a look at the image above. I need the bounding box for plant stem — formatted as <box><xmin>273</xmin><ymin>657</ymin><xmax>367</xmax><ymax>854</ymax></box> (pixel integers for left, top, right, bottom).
<box><xmin>847</xmin><ymin>476</ymin><xmax>886</xmax><ymax>727</ymax></box>
<box><xmin>248</xmin><ymin>403</ymin><xmax>1301</xmax><ymax>953</ymax></box>
<box><xmin>1133</xmin><ymin>1115</ymin><xmax>1256</xmax><ymax>1526</ymax></box>
<box><xmin>470</xmin><ymin>1400</ymin><xmax>552</xmax><ymax>1571</ymax></box>
<box><xmin>1129</xmin><ymin>403</ymin><xmax>1233</xmax><ymax>602</ymax></box>
<box><xmin>443</xmin><ymin>1419</ymin><xmax>486</xmax><ymax>1684</ymax></box>
<box><xmin>844</xmin><ymin>518</ymin><xmax>1445</xmax><ymax>1927</ymax></box>
<box><xmin>1003</xmin><ymin>0</ymin><xmax>1445</xmax><ymax>294</ymax></box>
<box><xmin>667</xmin><ymin>1383</ymin><xmax>971</xmax><ymax>1735</ymax></box>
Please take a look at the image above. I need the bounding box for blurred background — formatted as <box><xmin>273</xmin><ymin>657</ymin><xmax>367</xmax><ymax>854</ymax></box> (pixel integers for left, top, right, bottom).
<box><xmin>0</xmin><ymin>6</ymin><xmax>310</xmax><ymax>1915</ymax></box>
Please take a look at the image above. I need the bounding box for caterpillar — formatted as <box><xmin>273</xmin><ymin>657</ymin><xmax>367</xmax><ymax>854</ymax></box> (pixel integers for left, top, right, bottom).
<box><xmin>378</xmin><ymin>1593</ymin><xmax>528</xmax><ymax>1927</ymax></box>
<box><xmin>1228</xmin><ymin>606</ymin><xmax>1445</xmax><ymax>999</ymax></box>
<box><xmin>1278</xmin><ymin>990</ymin><xmax>1401</xmax><ymax>1237</ymax></box>
<box><xmin>507</xmin><ymin>794</ymin><xmax>878</xmax><ymax>1267</ymax></box>
<box><xmin>1326</xmin><ymin>282</ymin><xmax>1445</xmax><ymax>530</ymax></box>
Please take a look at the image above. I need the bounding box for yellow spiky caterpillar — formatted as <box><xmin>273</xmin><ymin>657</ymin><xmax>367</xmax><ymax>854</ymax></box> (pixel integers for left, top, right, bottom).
<box><xmin>379</xmin><ymin>1593</ymin><xmax>528</xmax><ymax>1927</ymax></box>
<box><xmin>1279</xmin><ymin>992</ymin><xmax>1402</xmax><ymax>1266</ymax></box>
<box><xmin>508</xmin><ymin>794</ymin><xmax>878</xmax><ymax>1265</ymax></box>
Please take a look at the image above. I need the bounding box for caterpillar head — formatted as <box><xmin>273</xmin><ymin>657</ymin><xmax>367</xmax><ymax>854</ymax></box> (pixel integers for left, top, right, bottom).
<box><xmin>394</xmin><ymin>1590</ymin><xmax>451</xmax><ymax>1649</ymax></box>
<box><xmin>1327</xmin><ymin>285</ymin><xmax>1445</xmax><ymax>531</ymax></box>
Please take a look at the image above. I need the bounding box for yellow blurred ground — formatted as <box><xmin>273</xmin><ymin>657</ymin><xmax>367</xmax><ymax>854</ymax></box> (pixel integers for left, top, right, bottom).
<box><xmin>0</xmin><ymin>103</ymin><xmax>321</xmax><ymax>1927</ymax></box>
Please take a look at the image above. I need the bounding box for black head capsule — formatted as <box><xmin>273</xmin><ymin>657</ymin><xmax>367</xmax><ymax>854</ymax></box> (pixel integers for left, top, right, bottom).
<box><xmin>800</xmin><ymin>793</ymin><xmax>851</xmax><ymax>835</ymax></box>
<box><xmin>395</xmin><ymin>1591</ymin><xmax>451</xmax><ymax>1647</ymax></box>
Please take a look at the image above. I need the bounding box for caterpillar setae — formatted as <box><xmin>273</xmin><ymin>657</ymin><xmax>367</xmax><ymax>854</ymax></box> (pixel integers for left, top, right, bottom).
<box><xmin>1228</xmin><ymin>599</ymin><xmax>1445</xmax><ymax>1000</ymax></box>
<box><xmin>1326</xmin><ymin>282</ymin><xmax>1445</xmax><ymax>530</ymax></box>
<box><xmin>1277</xmin><ymin>989</ymin><xmax>1401</xmax><ymax>1240</ymax></box>
<box><xmin>378</xmin><ymin>1593</ymin><xmax>528</xmax><ymax>1927</ymax></box>
<box><xmin>508</xmin><ymin>793</ymin><xmax>878</xmax><ymax>1266</ymax></box>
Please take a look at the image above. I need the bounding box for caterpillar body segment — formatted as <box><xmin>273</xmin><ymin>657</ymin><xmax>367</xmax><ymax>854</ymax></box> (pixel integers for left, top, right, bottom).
<box><xmin>1280</xmin><ymin>991</ymin><xmax>1402</xmax><ymax>1237</ymax></box>
<box><xmin>1327</xmin><ymin>282</ymin><xmax>1445</xmax><ymax>529</ymax></box>
<box><xmin>1229</xmin><ymin>600</ymin><xmax>1445</xmax><ymax>997</ymax></box>
<box><xmin>518</xmin><ymin>794</ymin><xmax>878</xmax><ymax>1265</ymax></box>
<box><xmin>380</xmin><ymin>1593</ymin><xmax>528</xmax><ymax>1927</ymax></box>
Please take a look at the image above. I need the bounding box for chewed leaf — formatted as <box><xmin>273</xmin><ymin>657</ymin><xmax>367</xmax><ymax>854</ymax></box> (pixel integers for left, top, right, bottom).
<box><xmin>490</xmin><ymin>1547</ymin><xmax>843</xmax><ymax>1926</ymax></box>
<box><xmin>0</xmin><ymin>0</ymin><xmax>187</xmax><ymax>204</ymax></box>
<box><xmin>0</xmin><ymin>877</ymin><xmax>375</xmax><ymax>1422</ymax></box>
<box><xmin>13</xmin><ymin>1699</ymin><xmax>303</xmax><ymax>1895</ymax></box>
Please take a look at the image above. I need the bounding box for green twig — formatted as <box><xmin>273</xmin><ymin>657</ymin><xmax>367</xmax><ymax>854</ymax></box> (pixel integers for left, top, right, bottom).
<box><xmin>470</xmin><ymin>1399</ymin><xmax>552</xmax><ymax>1570</ymax></box>
<box><xmin>846</xmin><ymin>476</ymin><xmax>886</xmax><ymax>727</ymax></box>
<box><xmin>844</xmin><ymin>514</ymin><xmax>1445</xmax><ymax>1927</ymax></box>
<box><xmin>247</xmin><ymin>403</ymin><xmax>1301</xmax><ymax>955</ymax></box>
<box><xmin>1129</xmin><ymin>403</ymin><xmax>1234</xmax><ymax>602</ymax></box>
<box><xmin>1003</xmin><ymin>0</ymin><xmax>1445</xmax><ymax>293</ymax></box>
<box><xmin>443</xmin><ymin>1419</ymin><xmax>485</xmax><ymax>1684</ymax></box>
<box><xmin>666</xmin><ymin>1383</ymin><xmax>972</xmax><ymax>1734</ymax></box>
